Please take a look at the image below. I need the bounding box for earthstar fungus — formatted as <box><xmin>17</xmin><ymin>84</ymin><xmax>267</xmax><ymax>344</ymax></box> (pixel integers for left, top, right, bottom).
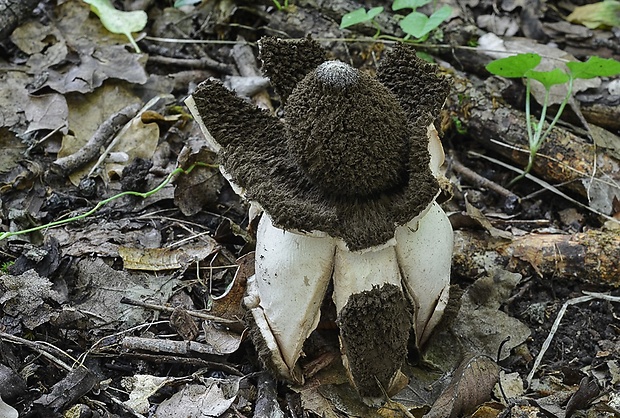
<box><xmin>186</xmin><ymin>37</ymin><xmax>453</xmax><ymax>399</ymax></box>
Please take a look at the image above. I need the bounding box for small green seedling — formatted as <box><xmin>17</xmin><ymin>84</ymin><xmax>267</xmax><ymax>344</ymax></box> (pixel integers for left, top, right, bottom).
<box><xmin>1</xmin><ymin>261</ymin><xmax>14</xmax><ymax>274</ymax></box>
<box><xmin>486</xmin><ymin>53</ymin><xmax>620</xmax><ymax>184</ymax></box>
<box><xmin>83</xmin><ymin>0</ymin><xmax>147</xmax><ymax>53</ymax></box>
<box><xmin>393</xmin><ymin>0</ymin><xmax>452</xmax><ymax>40</ymax></box>
<box><xmin>340</xmin><ymin>7</ymin><xmax>385</xmax><ymax>37</ymax></box>
<box><xmin>0</xmin><ymin>163</ymin><xmax>216</xmax><ymax>241</ymax></box>
<box><xmin>340</xmin><ymin>1</ymin><xmax>451</xmax><ymax>41</ymax></box>
<box><xmin>271</xmin><ymin>0</ymin><xmax>290</xmax><ymax>11</ymax></box>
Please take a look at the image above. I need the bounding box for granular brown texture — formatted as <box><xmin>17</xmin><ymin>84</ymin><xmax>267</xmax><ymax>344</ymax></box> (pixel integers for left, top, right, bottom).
<box><xmin>258</xmin><ymin>37</ymin><xmax>327</xmax><ymax>104</ymax></box>
<box><xmin>377</xmin><ymin>44</ymin><xmax>451</xmax><ymax>128</ymax></box>
<box><xmin>337</xmin><ymin>284</ymin><xmax>412</xmax><ymax>397</ymax></box>
<box><xmin>286</xmin><ymin>63</ymin><xmax>410</xmax><ymax>197</ymax></box>
<box><xmin>190</xmin><ymin>40</ymin><xmax>447</xmax><ymax>251</ymax></box>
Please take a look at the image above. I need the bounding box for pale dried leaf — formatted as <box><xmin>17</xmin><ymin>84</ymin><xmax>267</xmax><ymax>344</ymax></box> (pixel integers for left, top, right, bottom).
<box><xmin>0</xmin><ymin>270</ymin><xmax>63</xmax><ymax>329</ymax></box>
<box><xmin>0</xmin><ymin>395</ymin><xmax>18</xmax><ymax>418</ymax></box>
<box><xmin>24</xmin><ymin>94</ymin><xmax>69</xmax><ymax>134</ymax></box>
<box><xmin>493</xmin><ymin>371</ymin><xmax>524</xmax><ymax>402</ymax></box>
<box><xmin>72</xmin><ymin>258</ymin><xmax>176</xmax><ymax>328</ymax></box>
<box><xmin>0</xmin><ymin>72</ymin><xmax>31</xmax><ymax>132</ymax></box>
<box><xmin>175</xmin><ymin>141</ymin><xmax>224</xmax><ymax>216</ymax></box>
<box><xmin>154</xmin><ymin>379</ymin><xmax>239</xmax><ymax>418</ymax></box>
<box><xmin>464</xmin><ymin>196</ymin><xmax>513</xmax><ymax>239</ymax></box>
<box><xmin>0</xmin><ymin>130</ymin><xmax>27</xmax><ymax>176</ymax></box>
<box><xmin>202</xmin><ymin>321</ymin><xmax>242</xmax><ymax>354</ymax></box>
<box><xmin>425</xmin><ymin>355</ymin><xmax>500</xmax><ymax>418</ymax></box>
<box><xmin>119</xmin><ymin>245</ymin><xmax>216</xmax><ymax>271</ymax></box>
<box><xmin>453</xmin><ymin>271</ymin><xmax>531</xmax><ymax>360</ymax></box>
<box><xmin>122</xmin><ymin>375</ymin><xmax>173</xmax><ymax>414</ymax></box>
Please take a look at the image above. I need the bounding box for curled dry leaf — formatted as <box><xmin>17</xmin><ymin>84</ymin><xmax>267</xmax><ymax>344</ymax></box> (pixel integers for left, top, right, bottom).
<box><xmin>154</xmin><ymin>378</ymin><xmax>239</xmax><ymax>418</ymax></box>
<box><xmin>0</xmin><ymin>396</ymin><xmax>18</xmax><ymax>418</ymax></box>
<box><xmin>425</xmin><ymin>355</ymin><xmax>500</xmax><ymax>418</ymax></box>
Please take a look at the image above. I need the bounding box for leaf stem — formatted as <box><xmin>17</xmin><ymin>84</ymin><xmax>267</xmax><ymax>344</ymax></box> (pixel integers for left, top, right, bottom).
<box><xmin>540</xmin><ymin>76</ymin><xmax>573</xmax><ymax>142</ymax></box>
<box><xmin>0</xmin><ymin>163</ymin><xmax>217</xmax><ymax>241</ymax></box>
<box><xmin>524</xmin><ymin>78</ymin><xmax>533</xmax><ymax>147</ymax></box>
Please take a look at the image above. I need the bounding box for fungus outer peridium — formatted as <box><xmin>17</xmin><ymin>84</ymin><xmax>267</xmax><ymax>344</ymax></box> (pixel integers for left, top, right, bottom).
<box><xmin>185</xmin><ymin>37</ymin><xmax>453</xmax><ymax>399</ymax></box>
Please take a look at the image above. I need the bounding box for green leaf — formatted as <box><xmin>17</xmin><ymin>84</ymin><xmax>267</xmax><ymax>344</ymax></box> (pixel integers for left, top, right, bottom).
<box><xmin>340</xmin><ymin>7</ymin><xmax>384</xmax><ymax>28</ymax></box>
<box><xmin>426</xmin><ymin>5</ymin><xmax>452</xmax><ymax>30</ymax></box>
<box><xmin>485</xmin><ymin>53</ymin><xmax>542</xmax><ymax>78</ymax></box>
<box><xmin>567</xmin><ymin>56</ymin><xmax>620</xmax><ymax>79</ymax></box>
<box><xmin>83</xmin><ymin>0</ymin><xmax>147</xmax><ymax>53</ymax></box>
<box><xmin>399</xmin><ymin>6</ymin><xmax>451</xmax><ymax>39</ymax></box>
<box><xmin>399</xmin><ymin>11</ymin><xmax>428</xmax><ymax>38</ymax></box>
<box><xmin>392</xmin><ymin>0</ymin><xmax>432</xmax><ymax>11</ymax></box>
<box><xmin>525</xmin><ymin>69</ymin><xmax>570</xmax><ymax>89</ymax></box>
<box><xmin>367</xmin><ymin>6</ymin><xmax>384</xmax><ymax>20</ymax></box>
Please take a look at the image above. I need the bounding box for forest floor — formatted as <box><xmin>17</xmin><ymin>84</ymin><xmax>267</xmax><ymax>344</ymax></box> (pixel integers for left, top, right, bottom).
<box><xmin>0</xmin><ymin>0</ymin><xmax>619</xmax><ymax>417</ymax></box>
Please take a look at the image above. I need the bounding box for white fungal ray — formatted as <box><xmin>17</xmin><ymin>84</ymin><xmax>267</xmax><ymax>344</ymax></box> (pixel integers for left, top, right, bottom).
<box><xmin>395</xmin><ymin>201</ymin><xmax>453</xmax><ymax>346</ymax></box>
<box><xmin>332</xmin><ymin>243</ymin><xmax>402</xmax><ymax>312</ymax></box>
<box><xmin>332</xmin><ymin>243</ymin><xmax>406</xmax><ymax>396</ymax></box>
<box><xmin>184</xmin><ymin>95</ymin><xmax>221</xmax><ymax>153</ymax></box>
<box><xmin>253</xmin><ymin>214</ymin><xmax>336</xmax><ymax>374</ymax></box>
<box><xmin>427</xmin><ymin>123</ymin><xmax>445</xmax><ymax>175</ymax></box>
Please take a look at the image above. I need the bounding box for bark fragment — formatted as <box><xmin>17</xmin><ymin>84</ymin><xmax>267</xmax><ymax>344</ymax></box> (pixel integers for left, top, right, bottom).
<box><xmin>452</xmin><ymin>229</ymin><xmax>620</xmax><ymax>287</ymax></box>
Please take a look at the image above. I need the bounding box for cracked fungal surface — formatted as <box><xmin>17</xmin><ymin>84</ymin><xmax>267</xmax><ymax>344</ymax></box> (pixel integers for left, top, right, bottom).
<box><xmin>191</xmin><ymin>37</ymin><xmax>450</xmax><ymax>251</ymax></box>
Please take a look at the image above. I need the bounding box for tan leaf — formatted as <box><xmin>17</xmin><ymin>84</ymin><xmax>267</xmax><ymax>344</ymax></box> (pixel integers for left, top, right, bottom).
<box><xmin>425</xmin><ymin>355</ymin><xmax>500</xmax><ymax>418</ymax></box>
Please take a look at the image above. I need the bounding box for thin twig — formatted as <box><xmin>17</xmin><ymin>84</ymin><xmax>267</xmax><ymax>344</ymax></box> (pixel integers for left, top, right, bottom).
<box><xmin>147</xmin><ymin>55</ymin><xmax>233</xmax><ymax>74</ymax></box>
<box><xmin>449</xmin><ymin>151</ymin><xmax>520</xmax><ymax>202</ymax></box>
<box><xmin>0</xmin><ymin>331</ymin><xmax>75</xmax><ymax>372</ymax></box>
<box><xmin>526</xmin><ymin>292</ymin><xmax>620</xmax><ymax>388</ymax></box>
<box><xmin>51</xmin><ymin>103</ymin><xmax>141</xmax><ymax>176</ymax></box>
<box><xmin>469</xmin><ymin>151</ymin><xmax>619</xmax><ymax>224</ymax></box>
<box><xmin>119</xmin><ymin>297</ymin><xmax>239</xmax><ymax>324</ymax></box>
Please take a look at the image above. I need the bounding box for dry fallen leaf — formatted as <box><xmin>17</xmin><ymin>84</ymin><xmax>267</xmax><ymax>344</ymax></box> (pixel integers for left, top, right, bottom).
<box><xmin>154</xmin><ymin>379</ymin><xmax>239</xmax><ymax>418</ymax></box>
<box><xmin>0</xmin><ymin>269</ymin><xmax>64</xmax><ymax>329</ymax></box>
<box><xmin>174</xmin><ymin>140</ymin><xmax>224</xmax><ymax>216</ymax></box>
<box><xmin>122</xmin><ymin>375</ymin><xmax>173</xmax><ymax>414</ymax></box>
<box><xmin>565</xmin><ymin>376</ymin><xmax>600</xmax><ymax>418</ymax></box>
<box><xmin>567</xmin><ymin>1</ymin><xmax>620</xmax><ymax>29</ymax></box>
<box><xmin>425</xmin><ymin>355</ymin><xmax>500</xmax><ymax>418</ymax></box>
<box><xmin>119</xmin><ymin>244</ymin><xmax>217</xmax><ymax>271</ymax></box>
<box><xmin>207</xmin><ymin>252</ymin><xmax>253</xmax><ymax>321</ymax></box>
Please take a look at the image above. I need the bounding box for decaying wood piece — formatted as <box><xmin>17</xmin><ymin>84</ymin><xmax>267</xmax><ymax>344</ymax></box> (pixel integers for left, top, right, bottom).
<box><xmin>452</xmin><ymin>229</ymin><xmax>620</xmax><ymax>287</ymax></box>
<box><xmin>50</xmin><ymin>104</ymin><xmax>141</xmax><ymax>176</ymax></box>
<box><xmin>445</xmin><ymin>71</ymin><xmax>620</xmax><ymax>209</ymax></box>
